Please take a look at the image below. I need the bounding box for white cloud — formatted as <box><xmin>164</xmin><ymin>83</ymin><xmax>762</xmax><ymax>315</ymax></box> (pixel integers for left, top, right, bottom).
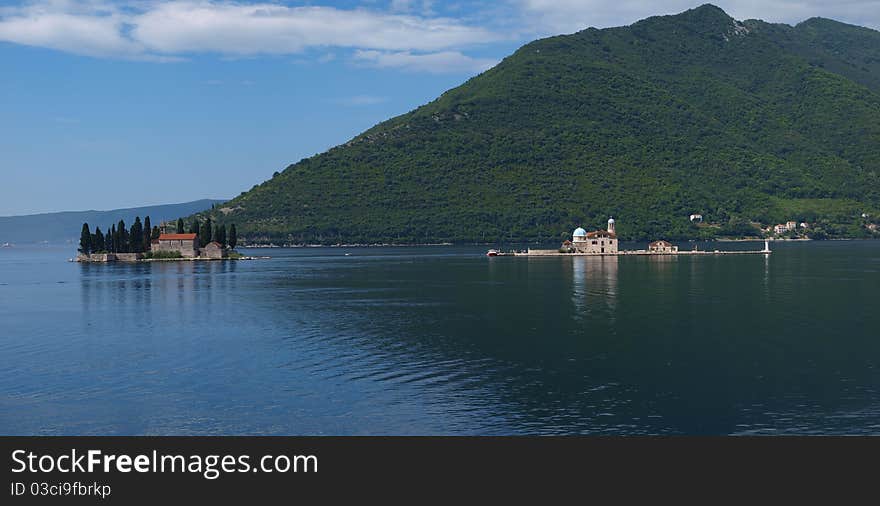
<box><xmin>0</xmin><ymin>1</ymin><xmax>500</xmax><ymax>63</ymax></box>
<box><xmin>132</xmin><ymin>2</ymin><xmax>497</xmax><ymax>54</ymax></box>
<box><xmin>0</xmin><ymin>1</ymin><xmax>141</xmax><ymax>58</ymax></box>
<box><xmin>1</xmin><ymin>1</ymin><xmax>877</xmax><ymax>68</ymax></box>
<box><xmin>354</xmin><ymin>49</ymin><xmax>498</xmax><ymax>74</ymax></box>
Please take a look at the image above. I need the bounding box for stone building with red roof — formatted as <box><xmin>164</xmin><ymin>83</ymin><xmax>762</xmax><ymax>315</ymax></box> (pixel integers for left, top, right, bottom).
<box><xmin>153</xmin><ymin>233</ymin><xmax>199</xmax><ymax>257</ymax></box>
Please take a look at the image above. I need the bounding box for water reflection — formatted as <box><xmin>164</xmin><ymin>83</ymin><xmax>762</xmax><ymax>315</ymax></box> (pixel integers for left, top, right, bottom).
<box><xmin>2</xmin><ymin>244</ymin><xmax>879</xmax><ymax>435</ymax></box>
<box><xmin>570</xmin><ymin>256</ymin><xmax>618</xmax><ymax>322</ymax></box>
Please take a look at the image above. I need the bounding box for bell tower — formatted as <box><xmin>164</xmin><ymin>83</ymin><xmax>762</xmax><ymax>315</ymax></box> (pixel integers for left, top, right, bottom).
<box><xmin>607</xmin><ymin>217</ymin><xmax>616</xmax><ymax>234</ymax></box>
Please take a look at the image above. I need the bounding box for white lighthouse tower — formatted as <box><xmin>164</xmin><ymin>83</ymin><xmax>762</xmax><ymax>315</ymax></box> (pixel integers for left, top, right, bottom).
<box><xmin>607</xmin><ymin>217</ymin><xmax>616</xmax><ymax>235</ymax></box>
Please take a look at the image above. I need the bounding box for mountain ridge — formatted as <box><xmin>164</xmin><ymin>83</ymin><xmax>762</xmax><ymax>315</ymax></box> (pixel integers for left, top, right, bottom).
<box><xmin>204</xmin><ymin>4</ymin><xmax>880</xmax><ymax>243</ymax></box>
<box><xmin>0</xmin><ymin>199</ymin><xmax>224</xmax><ymax>244</ymax></box>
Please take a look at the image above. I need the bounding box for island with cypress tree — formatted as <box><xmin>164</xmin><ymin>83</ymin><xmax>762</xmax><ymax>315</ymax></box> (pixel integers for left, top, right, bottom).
<box><xmin>75</xmin><ymin>216</ymin><xmax>250</xmax><ymax>262</ymax></box>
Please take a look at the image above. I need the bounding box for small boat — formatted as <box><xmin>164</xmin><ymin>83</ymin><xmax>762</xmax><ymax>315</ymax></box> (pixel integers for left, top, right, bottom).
<box><xmin>1</xmin><ymin>242</ymin><xmax>10</xmax><ymax>248</ymax></box>
<box><xmin>486</xmin><ymin>249</ymin><xmax>499</xmax><ymax>257</ymax></box>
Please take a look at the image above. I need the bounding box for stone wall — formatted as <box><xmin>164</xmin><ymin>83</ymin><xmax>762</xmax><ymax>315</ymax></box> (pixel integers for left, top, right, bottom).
<box><xmin>203</xmin><ymin>246</ymin><xmax>227</xmax><ymax>259</ymax></box>
<box><xmin>154</xmin><ymin>240</ymin><xmax>198</xmax><ymax>257</ymax></box>
<box><xmin>114</xmin><ymin>253</ymin><xmax>143</xmax><ymax>262</ymax></box>
<box><xmin>81</xmin><ymin>253</ymin><xmax>117</xmax><ymax>262</ymax></box>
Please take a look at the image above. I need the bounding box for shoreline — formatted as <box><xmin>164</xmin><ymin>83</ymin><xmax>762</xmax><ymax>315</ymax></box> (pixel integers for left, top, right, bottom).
<box><xmin>238</xmin><ymin>237</ymin><xmax>880</xmax><ymax>248</ymax></box>
<box><xmin>241</xmin><ymin>242</ymin><xmax>455</xmax><ymax>248</ymax></box>
<box><xmin>72</xmin><ymin>253</ymin><xmax>268</xmax><ymax>263</ymax></box>
<box><xmin>506</xmin><ymin>249</ymin><xmax>771</xmax><ymax>257</ymax></box>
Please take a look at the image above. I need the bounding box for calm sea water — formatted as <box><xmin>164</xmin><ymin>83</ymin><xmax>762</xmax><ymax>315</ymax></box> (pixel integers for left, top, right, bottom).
<box><xmin>1</xmin><ymin>241</ymin><xmax>878</xmax><ymax>435</ymax></box>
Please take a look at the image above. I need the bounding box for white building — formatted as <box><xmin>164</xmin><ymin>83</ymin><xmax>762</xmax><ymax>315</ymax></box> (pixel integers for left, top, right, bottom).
<box><xmin>649</xmin><ymin>240</ymin><xmax>678</xmax><ymax>253</ymax></box>
<box><xmin>568</xmin><ymin>218</ymin><xmax>618</xmax><ymax>254</ymax></box>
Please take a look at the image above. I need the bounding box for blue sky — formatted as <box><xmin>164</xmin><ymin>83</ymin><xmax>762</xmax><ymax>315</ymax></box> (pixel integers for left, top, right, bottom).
<box><xmin>2</xmin><ymin>0</ymin><xmax>878</xmax><ymax>216</ymax></box>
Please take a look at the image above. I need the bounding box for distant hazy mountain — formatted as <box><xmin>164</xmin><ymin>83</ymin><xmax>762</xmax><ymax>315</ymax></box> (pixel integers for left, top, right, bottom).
<box><xmin>0</xmin><ymin>199</ymin><xmax>224</xmax><ymax>244</ymax></box>
<box><xmin>204</xmin><ymin>4</ymin><xmax>879</xmax><ymax>243</ymax></box>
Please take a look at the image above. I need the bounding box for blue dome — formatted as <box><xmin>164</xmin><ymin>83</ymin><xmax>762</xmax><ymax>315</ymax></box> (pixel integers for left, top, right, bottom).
<box><xmin>573</xmin><ymin>227</ymin><xmax>587</xmax><ymax>237</ymax></box>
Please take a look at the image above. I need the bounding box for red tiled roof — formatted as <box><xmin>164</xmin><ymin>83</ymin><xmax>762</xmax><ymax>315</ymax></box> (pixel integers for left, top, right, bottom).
<box><xmin>586</xmin><ymin>230</ymin><xmax>616</xmax><ymax>239</ymax></box>
<box><xmin>158</xmin><ymin>233</ymin><xmax>197</xmax><ymax>240</ymax></box>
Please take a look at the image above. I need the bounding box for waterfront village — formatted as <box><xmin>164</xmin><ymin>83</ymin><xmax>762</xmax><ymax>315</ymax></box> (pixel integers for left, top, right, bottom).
<box><xmin>75</xmin><ymin>216</ymin><xmax>248</xmax><ymax>262</ymax></box>
<box><xmin>489</xmin><ymin>217</ymin><xmax>771</xmax><ymax>257</ymax></box>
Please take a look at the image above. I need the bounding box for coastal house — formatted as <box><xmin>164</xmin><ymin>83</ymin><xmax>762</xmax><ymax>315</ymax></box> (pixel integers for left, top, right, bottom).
<box><xmin>648</xmin><ymin>240</ymin><xmax>678</xmax><ymax>253</ymax></box>
<box><xmin>203</xmin><ymin>241</ymin><xmax>228</xmax><ymax>259</ymax></box>
<box><xmin>689</xmin><ymin>214</ymin><xmax>703</xmax><ymax>223</ymax></box>
<box><xmin>154</xmin><ymin>233</ymin><xmax>199</xmax><ymax>257</ymax></box>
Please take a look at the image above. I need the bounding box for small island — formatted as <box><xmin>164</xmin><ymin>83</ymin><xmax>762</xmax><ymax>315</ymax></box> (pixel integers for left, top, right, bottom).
<box><xmin>76</xmin><ymin>216</ymin><xmax>253</xmax><ymax>262</ymax></box>
<box><xmin>489</xmin><ymin>217</ymin><xmax>771</xmax><ymax>257</ymax></box>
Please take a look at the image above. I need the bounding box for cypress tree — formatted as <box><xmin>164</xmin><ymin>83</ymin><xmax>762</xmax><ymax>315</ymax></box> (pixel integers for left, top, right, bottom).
<box><xmin>79</xmin><ymin>223</ymin><xmax>92</xmax><ymax>255</ymax></box>
<box><xmin>217</xmin><ymin>224</ymin><xmax>227</xmax><ymax>247</ymax></box>
<box><xmin>109</xmin><ymin>224</ymin><xmax>117</xmax><ymax>253</ymax></box>
<box><xmin>229</xmin><ymin>224</ymin><xmax>237</xmax><ymax>249</ymax></box>
<box><xmin>94</xmin><ymin>227</ymin><xmax>105</xmax><ymax>253</ymax></box>
<box><xmin>200</xmin><ymin>217</ymin><xmax>212</xmax><ymax>247</ymax></box>
<box><xmin>151</xmin><ymin>226</ymin><xmax>160</xmax><ymax>241</ymax></box>
<box><xmin>134</xmin><ymin>220</ymin><xmax>140</xmax><ymax>251</ymax></box>
<box><xmin>191</xmin><ymin>219</ymin><xmax>200</xmax><ymax>236</ymax></box>
<box><xmin>130</xmin><ymin>217</ymin><xmax>143</xmax><ymax>253</ymax></box>
<box><xmin>177</xmin><ymin>218</ymin><xmax>185</xmax><ymax>233</ymax></box>
<box><xmin>105</xmin><ymin>225</ymin><xmax>113</xmax><ymax>252</ymax></box>
<box><xmin>117</xmin><ymin>220</ymin><xmax>127</xmax><ymax>253</ymax></box>
<box><xmin>143</xmin><ymin>216</ymin><xmax>152</xmax><ymax>251</ymax></box>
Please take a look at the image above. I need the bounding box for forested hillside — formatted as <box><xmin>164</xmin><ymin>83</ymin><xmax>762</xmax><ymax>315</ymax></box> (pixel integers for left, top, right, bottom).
<box><xmin>205</xmin><ymin>4</ymin><xmax>880</xmax><ymax>243</ymax></box>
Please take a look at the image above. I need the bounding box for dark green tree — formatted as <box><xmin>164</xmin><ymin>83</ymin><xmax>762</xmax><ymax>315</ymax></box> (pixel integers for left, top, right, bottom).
<box><xmin>143</xmin><ymin>216</ymin><xmax>152</xmax><ymax>251</ymax></box>
<box><xmin>105</xmin><ymin>225</ymin><xmax>113</xmax><ymax>252</ymax></box>
<box><xmin>177</xmin><ymin>218</ymin><xmax>185</xmax><ymax>233</ymax></box>
<box><xmin>79</xmin><ymin>223</ymin><xmax>92</xmax><ymax>255</ymax></box>
<box><xmin>200</xmin><ymin>217</ymin><xmax>212</xmax><ymax>247</ymax></box>
<box><xmin>217</xmin><ymin>224</ymin><xmax>227</xmax><ymax>247</ymax></box>
<box><xmin>94</xmin><ymin>227</ymin><xmax>105</xmax><ymax>253</ymax></box>
<box><xmin>109</xmin><ymin>224</ymin><xmax>117</xmax><ymax>253</ymax></box>
<box><xmin>190</xmin><ymin>219</ymin><xmax>200</xmax><ymax>236</ymax></box>
<box><xmin>229</xmin><ymin>224</ymin><xmax>237</xmax><ymax>249</ymax></box>
<box><xmin>117</xmin><ymin>220</ymin><xmax>127</xmax><ymax>253</ymax></box>
<box><xmin>130</xmin><ymin>217</ymin><xmax>144</xmax><ymax>253</ymax></box>
<box><xmin>151</xmin><ymin>226</ymin><xmax>160</xmax><ymax>241</ymax></box>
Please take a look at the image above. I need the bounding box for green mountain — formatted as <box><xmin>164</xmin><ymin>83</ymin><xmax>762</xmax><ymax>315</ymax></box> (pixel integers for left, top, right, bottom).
<box><xmin>208</xmin><ymin>4</ymin><xmax>880</xmax><ymax>243</ymax></box>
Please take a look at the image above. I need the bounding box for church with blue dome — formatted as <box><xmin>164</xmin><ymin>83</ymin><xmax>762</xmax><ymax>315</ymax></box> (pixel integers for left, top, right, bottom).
<box><xmin>563</xmin><ymin>218</ymin><xmax>618</xmax><ymax>254</ymax></box>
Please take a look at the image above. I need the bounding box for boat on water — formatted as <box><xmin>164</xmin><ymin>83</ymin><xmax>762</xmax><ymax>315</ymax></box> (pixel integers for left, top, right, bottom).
<box><xmin>1</xmin><ymin>242</ymin><xmax>11</xmax><ymax>248</ymax></box>
<box><xmin>486</xmin><ymin>249</ymin><xmax>499</xmax><ymax>257</ymax></box>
